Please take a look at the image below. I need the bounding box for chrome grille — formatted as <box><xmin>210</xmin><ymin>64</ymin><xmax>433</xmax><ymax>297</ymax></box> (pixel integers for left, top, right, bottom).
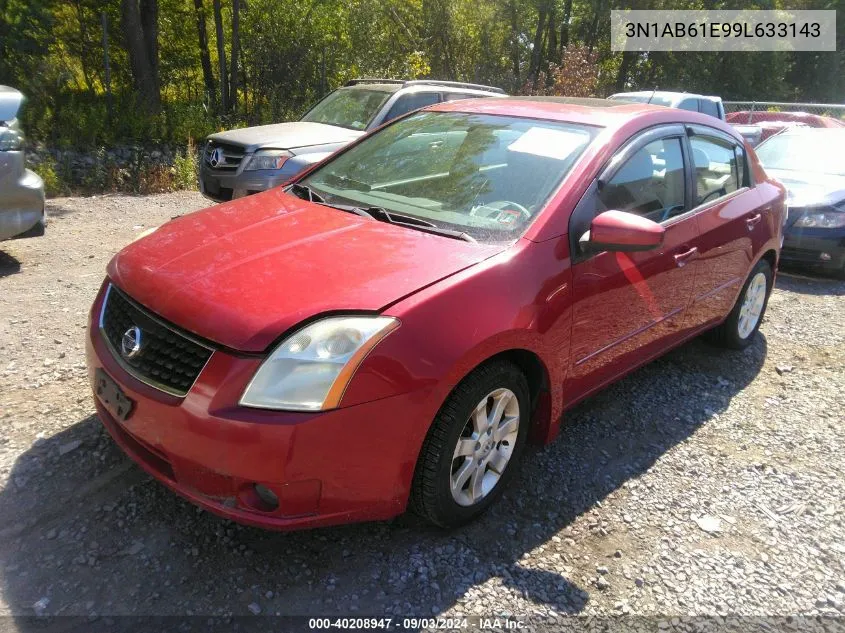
<box><xmin>204</xmin><ymin>141</ymin><xmax>246</xmax><ymax>171</ymax></box>
<box><xmin>99</xmin><ymin>285</ymin><xmax>214</xmax><ymax>396</ymax></box>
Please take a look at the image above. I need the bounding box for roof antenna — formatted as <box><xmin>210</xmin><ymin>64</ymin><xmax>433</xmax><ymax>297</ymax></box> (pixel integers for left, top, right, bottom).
<box><xmin>648</xmin><ymin>88</ymin><xmax>656</xmax><ymax>104</ymax></box>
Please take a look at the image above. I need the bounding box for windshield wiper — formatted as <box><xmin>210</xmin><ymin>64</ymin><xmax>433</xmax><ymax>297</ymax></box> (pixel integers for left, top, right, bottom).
<box><xmin>393</xmin><ymin>222</ymin><xmax>477</xmax><ymax>243</ymax></box>
<box><xmin>350</xmin><ymin>206</ymin><xmax>436</xmax><ymax>227</ymax></box>
<box><xmin>326</xmin><ymin>204</ymin><xmax>477</xmax><ymax>243</ymax></box>
<box><xmin>286</xmin><ymin>183</ymin><xmax>325</xmax><ymax>203</ymax></box>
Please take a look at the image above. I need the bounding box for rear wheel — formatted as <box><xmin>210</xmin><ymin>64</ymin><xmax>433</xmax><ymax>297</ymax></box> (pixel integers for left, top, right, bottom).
<box><xmin>410</xmin><ymin>360</ymin><xmax>530</xmax><ymax>528</ymax></box>
<box><xmin>709</xmin><ymin>259</ymin><xmax>772</xmax><ymax>349</ymax></box>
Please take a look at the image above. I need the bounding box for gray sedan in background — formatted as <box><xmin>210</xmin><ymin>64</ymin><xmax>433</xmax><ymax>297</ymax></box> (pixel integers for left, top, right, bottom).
<box><xmin>199</xmin><ymin>79</ymin><xmax>505</xmax><ymax>203</ymax></box>
<box><xmin>0</xmin><ymin>86</ymin><xmax>45</xmax><ymax>241</ymax></box>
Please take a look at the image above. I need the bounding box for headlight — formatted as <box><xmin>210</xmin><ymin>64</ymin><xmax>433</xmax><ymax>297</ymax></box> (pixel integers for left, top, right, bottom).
<box><xmin>245</xmin><ymin>150</ymin><xmax>292</xmax><ymax>171</ymax></box>
<box><xmin>240</xmin><ymin>316</ymin><xmax>399</xmax><ymax>411</ymax></box>
<box><xmin>794</xmin><ymin>211</ymin><xmax>845</xmax><ymax>228</ymax></box>
<box><xmin>0</xmin><ymin>127</ymin><xmax>22</xmax><ymax>151</ymax></box>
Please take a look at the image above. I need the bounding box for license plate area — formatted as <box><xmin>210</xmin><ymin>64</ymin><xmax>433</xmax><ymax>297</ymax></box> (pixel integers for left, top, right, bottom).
<box><xmin>95</xmin><ymin>368</ymin><xmax>134</xmax><ymax>422</ymax></box>
<box><xmin>201</xmin><ymin>176</ymin><xmax>220</xmax><ymax>195</ymax></box>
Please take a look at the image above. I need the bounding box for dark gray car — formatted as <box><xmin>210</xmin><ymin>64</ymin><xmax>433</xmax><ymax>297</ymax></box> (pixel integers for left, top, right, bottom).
<box><xmin>199</xmin><ymin>79</ymin><xmax>505</xmax><ymax>203</ymax></box>
<box><xmin>0</xmin><ymin>86</ymin><xmax>45</xmax><ymax>241</ymax></box>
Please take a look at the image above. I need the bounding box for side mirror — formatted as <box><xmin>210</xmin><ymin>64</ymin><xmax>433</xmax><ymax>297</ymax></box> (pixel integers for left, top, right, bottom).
<box><xmin>580</xmin><ymin>210</ymin><xmax>665</xmax><ymax>253</ymax></box>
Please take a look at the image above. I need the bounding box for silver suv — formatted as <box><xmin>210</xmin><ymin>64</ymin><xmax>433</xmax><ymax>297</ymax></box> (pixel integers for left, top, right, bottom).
<box><xmin>0</xmin><ymin>86</ymin><xmax>45</xmax><ymax>241</ymax></box>
<box><xmin>199</xmin><ymin>79</ymin><xmax>505</xmax><ymax>203</ymax></box>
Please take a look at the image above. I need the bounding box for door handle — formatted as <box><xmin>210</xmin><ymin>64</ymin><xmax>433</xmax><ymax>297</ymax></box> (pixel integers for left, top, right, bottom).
<box><xmin>674</xmin><ymin>246</ymin><xmax>698</xmax><ymax>267</ymax></box>
<box><xmin>746</xmin><ymin>213</ymin><xmax>762</xmax><ymax>230</ymax></box>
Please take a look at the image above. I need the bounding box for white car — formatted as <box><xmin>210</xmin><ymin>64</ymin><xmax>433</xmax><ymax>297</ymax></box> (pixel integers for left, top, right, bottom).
<box><xmin>608</xmin><ymin>90</ymin><xmax>725</xmax><ymax>120</ymax></box>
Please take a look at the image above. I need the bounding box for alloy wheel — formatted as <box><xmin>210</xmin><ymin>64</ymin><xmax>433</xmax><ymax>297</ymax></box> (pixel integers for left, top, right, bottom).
<box><xmin>450</xmin><ymin>388</ymin><xmax>520</xmax><ymax>506</ymax></box>
<box><xmin>737</xmin><ymin>271</ymin><xmax>767</xmax><ymax>339</ymax></box>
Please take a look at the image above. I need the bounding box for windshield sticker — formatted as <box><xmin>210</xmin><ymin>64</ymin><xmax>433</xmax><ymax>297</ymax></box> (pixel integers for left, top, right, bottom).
<box><xmin>497</xmin><ymin>209</ymin><xmax>522</xmax><ymax>225</ymax></box>
<box><xmin>508</xmin><ymin>127</ymin><xmax>590</xmax><ymax>161</ymax></box>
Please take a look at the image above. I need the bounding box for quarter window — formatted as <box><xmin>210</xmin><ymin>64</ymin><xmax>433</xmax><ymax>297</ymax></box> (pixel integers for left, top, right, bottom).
<box><xmin>597</xmin><ymin>137</ymin><xmax>686</xmax><ymax>223</ymax></box>
<box><xmin>690</xmin><ymin>135</ymin><xmax>739</xmax><ymax>205</ymax></box>
<box><xmin>699</xmin><ymin>99</ymin><xmax>720</xmax><ymax>118</ymax></box>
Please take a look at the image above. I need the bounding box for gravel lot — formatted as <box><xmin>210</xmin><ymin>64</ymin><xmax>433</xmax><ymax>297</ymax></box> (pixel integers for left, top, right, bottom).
<box><xmin>0</xmin><ymin>192</ymin><xmax>843</xmax><ymax>622</ymax></box>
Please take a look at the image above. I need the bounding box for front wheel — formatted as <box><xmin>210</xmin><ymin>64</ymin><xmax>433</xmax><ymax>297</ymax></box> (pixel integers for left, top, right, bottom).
<box><xmin>410</xmin><ymin>360</ymin><xmax>530</xmax><ymax>528</ymax></box>
<box><xmin>709</xmin><ymin>259</ymin><xmax>773</xmax><ymax>349</ymax></box>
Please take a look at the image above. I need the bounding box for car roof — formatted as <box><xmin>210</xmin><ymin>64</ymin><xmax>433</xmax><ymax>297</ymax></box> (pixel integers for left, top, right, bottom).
<box><xmin>344</xmin><ymin>79</ymin><xmax>506</xmax><ymax>95</ymax></box>
<box><xmin>429</xmin><ymin>95</ymin><xmax>702</xmax><ymax>126</ymax></box>
<box><xmin>611</xmin><ymin>90</ymin><xmax>721</xmax><ymax>102</ymax></box>
<box><xmin>337</xmin><ymin>83</ymin><xmax>403</xmax><ymax>94</ymax></box>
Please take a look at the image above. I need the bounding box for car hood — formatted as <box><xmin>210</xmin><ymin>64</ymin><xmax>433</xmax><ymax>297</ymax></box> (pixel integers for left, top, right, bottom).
<box><xmin>0</xmin><ymin>86</ymin><xmax>24</xmax><ymax>122</ymax></box>
<box><xmin>766</xmin><ymin>168</ymin><xmax>845</xmax><ymax>208</ymax></box>
<box><xmin>107</xmin><ymin>190</ymin><xmax>504</xmax><ymax>352</ymax></box>
<box><xmin>207</xmin><ymin>122</ymin><xmax>363</xmax><ymax>153</ymax></box>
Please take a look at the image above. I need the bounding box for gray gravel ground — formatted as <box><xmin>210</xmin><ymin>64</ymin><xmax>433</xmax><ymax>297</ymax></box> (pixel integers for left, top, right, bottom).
<box><xmin>0</xmin><ymin>192</ymin><xmax>843</xmax><ymax>623</ymax></box>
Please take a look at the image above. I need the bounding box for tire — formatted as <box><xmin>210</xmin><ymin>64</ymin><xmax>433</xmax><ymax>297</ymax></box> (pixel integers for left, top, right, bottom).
<box><xmin>410</xmin><ymin>360</ymin><xmax>530</xmax><ymax>528</ymax></box>
<box><xmin>708</xmin><ymin>259</ymin><xmax>773</xmax><ymax>350</ymax></box>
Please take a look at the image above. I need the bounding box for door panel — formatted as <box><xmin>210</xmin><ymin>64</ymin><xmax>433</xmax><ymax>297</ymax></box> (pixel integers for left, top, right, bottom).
<box><xmin>683</xmin><ymin>133</ymin><xmax>759</xmax><ymax>328</ymax></box>
<box><xmin>684</xmin><ymin>190</ymin><xmax>759</xmax><ymax>326</ymax></box>
<box><xmin>565</xmin><ymin>132</ymin><xmax>698</xmax><ymax>407</ymax></box>
<box><xmin>567</xmin><ymin>218</ymin><xmax>698</xmax><ymax>406</ymax></box>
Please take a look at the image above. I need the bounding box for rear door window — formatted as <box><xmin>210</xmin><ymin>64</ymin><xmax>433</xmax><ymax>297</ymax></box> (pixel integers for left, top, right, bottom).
<box><xmin>689</xmin><ymin>135</ymin><xmax>739</xmax><ymax>205</ymax></box>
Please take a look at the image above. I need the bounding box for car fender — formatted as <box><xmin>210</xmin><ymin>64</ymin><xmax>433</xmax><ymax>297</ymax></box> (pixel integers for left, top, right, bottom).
<box><xmin>341</xmin><ymin>238</ymin><xmax>573</xmax><ymax>452</ymax></box>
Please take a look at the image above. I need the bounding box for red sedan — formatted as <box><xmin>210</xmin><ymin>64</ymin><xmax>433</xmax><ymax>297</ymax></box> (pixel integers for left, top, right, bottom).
<box><xmin>87</xmin><ymin>98</ymin><xmax>785</xmax><ymax>530</ymax></box>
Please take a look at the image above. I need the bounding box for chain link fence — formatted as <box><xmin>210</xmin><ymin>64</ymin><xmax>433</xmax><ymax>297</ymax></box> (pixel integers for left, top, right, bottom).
<box><xmin>724</xmin><ymin>101</ymin><xmax>845</xmax><ymax>121</ymax></box>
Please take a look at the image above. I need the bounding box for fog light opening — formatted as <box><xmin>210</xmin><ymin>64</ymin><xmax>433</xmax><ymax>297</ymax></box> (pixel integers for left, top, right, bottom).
<box><xmin>819</xmin><ymin>252</ymin><xmax>832</xmax><ymax>261</ymax></box>
<box><xmin>252</xmin><ymin>484</ymin><xmax>280</xmax><ymax>511</ymax></box>
<box><xmin>238</xmin><ymin>483</ymin><xmax>280</xmax><ymax>513</ymax></box>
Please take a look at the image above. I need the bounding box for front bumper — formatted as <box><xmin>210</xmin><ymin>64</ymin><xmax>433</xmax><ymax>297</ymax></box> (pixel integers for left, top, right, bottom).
<box><xmin>199</xmin><ymin>162</ymin><xmax>297</xmax><ymax>203</ymax></box>
<box><xmin>86</xmin><ymin>290</ymin><xmax>430</xmax><ymax>530</ymax></box>
<box><xmin>781</xmin><ymin>227</ymin><xmax>845</xmax><ymax>273</ymax></box>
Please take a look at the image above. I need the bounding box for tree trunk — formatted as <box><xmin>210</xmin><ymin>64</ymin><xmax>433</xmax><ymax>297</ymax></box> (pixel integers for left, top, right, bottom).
<box><xmin>529</xmin><ymin>5</ymin><xmax>547</xmax><ymax>85</ymax></box>
<box><xmin>73</xmin><ymin>0</ymin><xmax>96</xmax><ymax>96</ymax></box>
<box><xmin>228</xmin><ymin>0</ymin><xmax>240</xmax><ymax>113</ymax></box>
<box><xmin>545</xmin><ymin>5</ymin><xmax>557</xmax><ymax>72</ymax></box>
<box><xmin>193</xmin><ymin>0</ymin><xmax>216</xmax><ymax>104</ymax></box>
<box><xmin>212</xmin><ymin>0</ymin><xmax>228</xmax><ymax>113</ymax></box>
<box><xmin>585</xmin><ymin>0</ymin><xmax>604</xmax><ymax>53</ymax></box>
<box><xmin>559</xmin><ymin>0</ymin><xmax>572</xmax><ymax>51</ymax></box>
<box><xmin>507</xmin><ymin>0</ymin><xmax>521</xmax><ymax>86</ymax></box>
<box><xmin>120</xmin><ymin>0</ymin><xmax>160</xmax><ymax>111</ymax></box>
<box><xmin>139</xmin><ymin>0</ymin><xmax>158</xmax><ymax>83</ymax></box>
<box><xmin>615</xmin><ymin>51</ymin><xmax>635</xmax><ymax>92</ymax></box>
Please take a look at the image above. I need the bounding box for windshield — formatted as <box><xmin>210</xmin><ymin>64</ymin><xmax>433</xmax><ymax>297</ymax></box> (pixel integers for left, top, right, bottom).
<box><xmin>300</xmin><ymin>111</ymin><xmax>598</xmax><ymax>242</ymax></box>
<box><xmin>756</xmin><ymin>131</ymin><xmax>845</xmax><ymax>176</ymax></box>
<box><xmin>300</xmin><ymin>88</ymin><xmax>393</xmax><ymax>131</ymax></box>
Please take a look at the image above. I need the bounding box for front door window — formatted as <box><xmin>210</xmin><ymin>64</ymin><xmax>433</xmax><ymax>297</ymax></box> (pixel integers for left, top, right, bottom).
<box><xmin>597</xmin><ymin>138</ymin><xmax>686</xmax><ymax>223</ymax></box>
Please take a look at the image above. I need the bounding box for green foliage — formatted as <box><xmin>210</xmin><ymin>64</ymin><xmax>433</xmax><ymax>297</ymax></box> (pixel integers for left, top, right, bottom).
<box><xmin>30</xmin><ymin>159</ymin><xmax>67</xmax><ymax>198</ymax></box>
<box><xmin>172</xmin><ymin>138</ymin><xmax>198</xmax><ymax>190</ymax></box>
<box><xmin>1</xmin><ymin>0</ymin><xmax>843</xmax><ymax>152</ymax></box>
